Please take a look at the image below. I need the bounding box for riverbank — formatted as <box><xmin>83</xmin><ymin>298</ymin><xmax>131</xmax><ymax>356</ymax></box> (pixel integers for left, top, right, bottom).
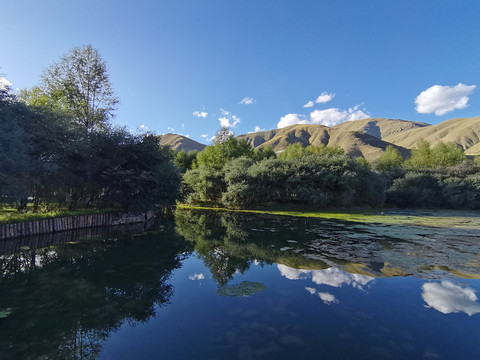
<box><xmin>0</xmin><ymin>211</ymin><xmax>153</xmax><ymax>240</ymax></box>
<box><xmin>178</xmin><ymin>204</ymin><xmax>480</xmax><ymax>229</ymax></box>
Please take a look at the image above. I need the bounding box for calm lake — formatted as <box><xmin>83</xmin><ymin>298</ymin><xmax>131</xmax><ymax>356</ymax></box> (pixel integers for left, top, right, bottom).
<box><xmin>1</xmin><ymin>208</ymin><xmax>480</xmax><ymax>359</ymax></box>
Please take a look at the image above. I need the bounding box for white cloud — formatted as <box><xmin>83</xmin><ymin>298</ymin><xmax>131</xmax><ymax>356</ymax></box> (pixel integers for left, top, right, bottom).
<box><xmin>422</xmin><ymin>281</ymin><xmax>480</xmax><ymax>316</ymax></box>
<box><xmin>310</xmin><ymin>105</ymin><xmax>369</xmax><ymax>126</ymax></box>
<box><xmin>239</xmin><ymin>96</ymin><xmax>256</xmax><ymax>105</ymax></box>
<box><xmin>193</xmin><ymin>111</ymin><xmax>208</xmax><ymax>118</ymax></box>
<box><xmin>137</xmin><ymin>124</ymin><xmax>149</xmax><ymax>132</ymax></box>
<box><xmin>189</xmin><ymin>273</ymin><xmax>205</xmax><ymax>281</ymax></box>
<box><xmin>167</xmin><ymin>127</ymin><xmax>175</xmax><ymax>132</ymax></box>
<box><xmin>219</xmin><ymin>117</ymin><xmax>232</xmax><ymax>128</ymax></box>
<box><xmin>218</xmin><ymin>111</ymin><xmax>240</xmax><ymax>128</ymax></box>
<box><xmin>0</xmin><ymin>77</ymin><xmax>12</xmax><ymax>91</ymax></box>
<box><xmin>315</xmin><ymin>92</ymin><xmax>335</xmax><ymax>104</ymax></box>
<box><xmin>248</xmin><ymin>125</ymin><xmax>265</xmax><ymax>134</ymax></box>
<box><xmin>277</xmin><ymin>106</ymin><xmax>369</xmax><ymax>129</ymax></box>
<box><xmin>415</xmin><ymin>83</ymin><xmax>476</xmax><ymax>116</ymax></box>
<box><xmin>303</xmin><ymin>101</ymin><xmax>315</xmax><ymax>108</ymax></box>
<box><xmin>318</xmin><ymin>292</ymin><xmax>338</xmax><ymax>305</ymax></box>
<box><xmin>277</xmin><ymin>113</ymin><xmax>308</xmax><ymax>128</ymax></box>
<box><xmin>201</xmin><ymin>134</ymin><xmax>208</xmax><ymax>138</ymax></box>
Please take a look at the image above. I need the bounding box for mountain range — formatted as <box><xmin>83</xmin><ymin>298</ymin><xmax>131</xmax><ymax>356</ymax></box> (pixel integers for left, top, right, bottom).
<box><xmin>159</xmin><ymin>116</ymin><xmax>480</xmax><ymax>161</ymax></box>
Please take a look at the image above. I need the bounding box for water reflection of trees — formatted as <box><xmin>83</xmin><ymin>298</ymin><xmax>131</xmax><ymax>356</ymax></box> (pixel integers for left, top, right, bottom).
<box><xmin>175</xmin><ymin>209</ymin><xmax>330</xmax><ymax>286</ymax></box>
<box><xmin>0</xmin><ymin>223</ymin><xmax>191</xmax><ymax>359</ymax></box>
<box><xmin>175</xmin><ymin>208</ymin><xmax>480</xmax><ymax>285</ymax></box>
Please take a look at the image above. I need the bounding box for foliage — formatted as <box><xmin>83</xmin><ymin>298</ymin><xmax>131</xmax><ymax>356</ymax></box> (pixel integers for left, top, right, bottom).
<box><xmin>356</xmin><ymin>156</ymin><xmax>370</xmax><ymax>168</ymax></box>
<box><xmin>212</xmin><ymin>126</ymin><xmax>234</xmax><ymax>144</ymax></box>
<box><xmin>0</xmin><ymin>91</ymin><xmax>32</xmax><ymax>201</ymax></box>
<box><xmin>174</xmin><ymin>149</ymin><xmax>198</xmax><ymax>172</ymax></box>
<box><xmin>196</xmin><ymin>137</ymin><xmax>254</xmax><ymax>170</ymax></box>
<box><xmin>405</xmin><ymin>140</ymin><xmax>466</xmax><ymax>169</ymax></box>
<box><xmin>222</xmin><ymin>152</ymin><xmax>385</xmax><ymax>209</ymax></box>
<box><xmin>431</xmin><ymin>142</ymin><xmax>466</xmax><ymax>167</ymax></box>
<box><xmin>386</xmin><ymin>164</ymin><xmax>480</xmax><ymax>209</ymax></box>
<box><xmin>376</xmin><ymin>145</ymin><xmax>404</xmax><ymax>172</ymax></box>
<box><xmin>41</xmin><ymin>44</ymin><xmax>118</xmax><ymax>134</ymax></box>
<box><xmin>279</xmin><ymin>143</ymin><xmax>344</xmax><ymax>160</ymax></box>
<box><xmin>1</xmin><ymin>47</ymin><xmax>179</xmax><ymax>213</ymax></box>
<box><xmin>252</xmin><ymin>146</ymin><xmax>276</xmax><ymax>161</ymax></box>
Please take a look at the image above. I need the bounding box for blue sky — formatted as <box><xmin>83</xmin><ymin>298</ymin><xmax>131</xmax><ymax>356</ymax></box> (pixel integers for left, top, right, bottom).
<box><xmin>2</xmin><ymin>0</ymin><xmax>480</xmax><ymax>143</ymax></box>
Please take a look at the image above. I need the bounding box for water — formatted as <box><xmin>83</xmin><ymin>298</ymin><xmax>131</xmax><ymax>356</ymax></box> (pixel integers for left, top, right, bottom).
<box><xmin>1</xmin><ymin>209</ymin><xmax>480</xmax><ymax>359</ymax></box>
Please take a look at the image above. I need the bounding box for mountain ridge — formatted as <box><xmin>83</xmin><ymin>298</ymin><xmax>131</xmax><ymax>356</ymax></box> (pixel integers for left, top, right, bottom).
<box><xmin>159</xmin><ymin>116</ymin><xmax>480</xmax><ymax>160</ymax></box>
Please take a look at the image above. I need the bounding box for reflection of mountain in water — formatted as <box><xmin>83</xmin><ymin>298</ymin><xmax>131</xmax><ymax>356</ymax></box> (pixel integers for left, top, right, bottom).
<box><xmin>422</xmin><ymin>281</ymin><xmax>480</xmax><ymax>316</ymax></box>
<box><xmin>0</xmin><ymin>222</ymin><xmax>191</xmax><ymax>359</ymax></box>
<box><xmin>175</xmin><ymin>208</ymin><xmax>480</xmax><ymax>284</ymax></box>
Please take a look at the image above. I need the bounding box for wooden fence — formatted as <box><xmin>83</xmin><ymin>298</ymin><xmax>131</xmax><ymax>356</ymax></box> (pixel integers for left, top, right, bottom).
<box><xmin>0</xmin><ymin>212</ymin><xmax>153</xmax><ymax>240</ymax></box>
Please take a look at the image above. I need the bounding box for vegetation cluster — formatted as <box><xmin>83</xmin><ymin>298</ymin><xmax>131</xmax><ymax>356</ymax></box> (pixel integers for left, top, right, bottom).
<box><xmin>1</xmin><ymin>45</ymin><xmax>179</xmax><ymax>215</ymax></box>
<box><xmin>179</xmin><ymin>136</ymin><xmax>480</xmax><ymax>210</ymax></box>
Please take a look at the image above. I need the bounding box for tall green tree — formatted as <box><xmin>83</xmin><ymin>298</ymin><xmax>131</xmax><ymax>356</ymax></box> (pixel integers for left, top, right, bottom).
<box><xmin>41</xmin><ymin>45</ymin><xmax>118</xmax><ymax>134</ymax></box>
<box><xmin>405</xmin><ymin>140</ymin><xmax>433</xmax><ymax>169</ymax></box>
<box><xmin>431</xmin><ymin>142</ymin><xmax>466</xmax><ymax>167</ymax></box>
<box><xmin>376</xmin><ymin>145</ymin><xmax>404</xmax><ymax>172</ymax></box>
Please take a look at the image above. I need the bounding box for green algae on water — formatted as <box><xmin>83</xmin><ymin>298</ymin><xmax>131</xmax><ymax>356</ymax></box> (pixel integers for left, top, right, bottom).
<box><xmin>217</xmin><ymin>281</ymin><xmax>267</xmax><ymax>297</ymax></box>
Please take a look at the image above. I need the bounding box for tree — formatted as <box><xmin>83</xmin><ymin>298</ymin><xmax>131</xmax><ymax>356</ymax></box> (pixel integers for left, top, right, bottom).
<box><xmin>376</xmin><ymin>145</ymin><xmax>404</xmax><ymax>172</ymax></box>
<box><xmin>174</xmin><ymin>149</ymin><xmax>198</xmax><ymax>172</ymax></box>
<box><xmin>431</xmin><ymin>142</ymin><xmax>466</xmax><ymax>167</ymax></box>
<box><xmin>212</xmin><ymin>126</ymin><xmax>234</xmax><ymax>145</ymax></box>
<box><xmin>41</xmin><ymin>45</ymin><xmax>118</xmax><ymax>134</ymax></box>
<box><xmin>405</xmin><ymin>140</ymin><xmax>433</xmax><ymax>169</ymax></box>
<box><xmin>0</xmin><ymin>87</ymin><xmax>31</xmax><ymax>203</ymax></box>
<box><xmin>279</xmin><ymin>143</ymin><xmax>344</xmax><ymax>160</ymax></box>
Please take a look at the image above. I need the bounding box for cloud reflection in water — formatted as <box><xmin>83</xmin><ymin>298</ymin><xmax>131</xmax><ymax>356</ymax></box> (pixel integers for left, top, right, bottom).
<box><xmin>278</xmin><ymin>264</ymin><xmax>374</xmax><ymax>289</ymax></box>
<box><xmin>422</xmin><ymin>281</ymin><xmax>480</xmax><ymax>316</ymax></box>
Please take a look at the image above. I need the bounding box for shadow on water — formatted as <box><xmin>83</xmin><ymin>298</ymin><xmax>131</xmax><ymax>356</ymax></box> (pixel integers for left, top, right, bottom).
<box><xmin>0</xmin><ymin>219</ymin><xmax>192</xmax><ymax>360</ymax></box>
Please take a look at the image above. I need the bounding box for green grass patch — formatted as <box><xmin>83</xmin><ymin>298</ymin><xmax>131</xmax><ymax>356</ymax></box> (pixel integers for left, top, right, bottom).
<box><xmin>178</xmin><ymin>204</ymin><xmax>480</xmax><ymax>229</ymax></box>
<box><xmin>0</xmin><ymin>208</ymin><xmax>120</xmax><ymax>224</ymax></box>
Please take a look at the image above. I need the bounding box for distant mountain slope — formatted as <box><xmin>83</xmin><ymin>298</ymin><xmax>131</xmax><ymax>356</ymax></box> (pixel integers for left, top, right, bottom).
<box><xmin>158</xmin><ymin>133</ymin><xmax>206</xmax><ymax>152</ymax></box>
<box><xmin>383</xmin><ymin>117</ymin><xmax>480</xmax><ymax>150</ymax></box>
<box><xmin>333</xmin><ymin>118</ymin><xmax>430</xmax><ymax>139</ymax></box>
<box><xmin>237</xmin><ymin>124</ymin><xmax>409</xmax><ymax>162</ymax></box>
<box><xmin>465</xmin><ymin>142</ymin><xmax>480</xmax><ymax>156</ymax></box>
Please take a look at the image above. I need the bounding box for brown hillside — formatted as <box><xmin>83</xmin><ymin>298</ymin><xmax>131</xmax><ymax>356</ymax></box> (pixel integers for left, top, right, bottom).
<box><xmin>465</xmin><ymin>142</ymin><xmax>480</xmax><ymax>156</ymax></box>
<box><xmin>237</xmin><ymin>124</ymin><xmax>409</xmax><ymax>162</ymax></box>
<box><xmin>384</xmin><ymin>117</ymin><xmax>480</xmax><ymax>150</ymax></box>
<box><xmin>158</xmin><ymin>133</ymin><xmax>206</xmax><ymax>152</ymax></box>
<box><xmin>333</xmin><ymin>118</ymin><xmax>430</xmax><ymax>139</ymax></box>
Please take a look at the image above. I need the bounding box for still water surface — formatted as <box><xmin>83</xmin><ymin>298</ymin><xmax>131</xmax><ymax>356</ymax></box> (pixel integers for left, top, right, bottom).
<box><xmin>1</xmin><ymin>209</ymin><xmax>480</xmax><ymax>359</ymax></box>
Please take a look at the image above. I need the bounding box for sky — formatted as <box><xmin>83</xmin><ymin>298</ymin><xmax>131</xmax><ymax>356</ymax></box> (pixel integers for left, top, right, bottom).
<box><xmin>1</xmin><ymin>0</ymin><xmax>480</xmax><ymax>144</ymax></box>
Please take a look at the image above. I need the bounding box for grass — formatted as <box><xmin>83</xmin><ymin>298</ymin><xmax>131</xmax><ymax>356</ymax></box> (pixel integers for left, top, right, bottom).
<box><xmin>0</xmin><ymin>207</ymin><xmax>120</xmax><ymax>225</ymax></box>
<box><xmin>178</xmin><ymin>204</ymin><xmax>480</xmax><ymax>229</ymax></box>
